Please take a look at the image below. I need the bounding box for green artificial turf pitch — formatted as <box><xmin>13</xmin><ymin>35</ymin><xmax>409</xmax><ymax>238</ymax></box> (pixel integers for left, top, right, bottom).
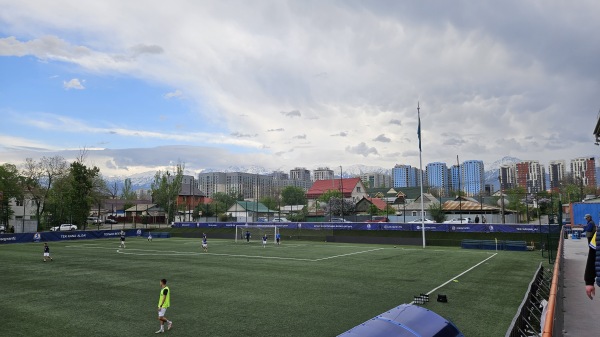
<box><xmin>2</xmin><ymin>237</ymin><xmax>547</xmax><ymax>337</ymax></box>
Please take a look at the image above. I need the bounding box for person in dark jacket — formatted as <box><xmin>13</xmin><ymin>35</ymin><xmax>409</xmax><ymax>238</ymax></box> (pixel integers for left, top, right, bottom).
<box><xmin>584</xmin><ymin>214</ymin><xmax>596</xmax><ymax>243</ymax></box>
<box><xmin>584</xmin><ymin>229</ymin><xmax>600</xmax><ymax>299</ymax></box>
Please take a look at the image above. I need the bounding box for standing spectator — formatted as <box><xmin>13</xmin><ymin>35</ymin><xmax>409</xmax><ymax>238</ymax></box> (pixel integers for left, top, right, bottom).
<box><xmin>584</xmin><ymin>214</ymin><xmax>596</xmax><ymax>243</ymax></box>
<box><xmin>474</xmin><ymin>215</ymin><xmax>480</xmax><ymax>224</ymax></box>
<box><xmin>482</xmin><ymin>215</ymin><xmax>487</xmax><ymax>224</ymax></box>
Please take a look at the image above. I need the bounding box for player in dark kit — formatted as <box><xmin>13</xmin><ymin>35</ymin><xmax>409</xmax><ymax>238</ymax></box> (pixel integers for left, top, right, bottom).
<box><xmin>202</xmin><ymin>236</ymin><xmax>208</xmax><ymax>252</ymax></box>
<box><xmin>43</xmin><ymin>243</ymin><xmax>53</xmax><ymax>262</ymax></box>
<box><xmin>262</xmin><ymin>234</ymin><xmax>268</xmax><ymax>248</ymax></box>
<box><xmin>245</xmin><ymin>230</ymin><xmax>251</xmax><ymax>243</ymax></box>
<box><xmin>120</xmin><ymin>231</ymin><xmax>126</xmax><ymax>248</ymax></box>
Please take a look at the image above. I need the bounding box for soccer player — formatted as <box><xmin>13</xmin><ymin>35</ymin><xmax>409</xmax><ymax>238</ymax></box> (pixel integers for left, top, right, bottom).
<box><xmin>276</xmin><ymin>232</ymin><xmax>281</xmax><ymax>246</ymax></box>
<box><xmin>148</xmin><ymin>232</ymin><xmax>153</xmax><ymax>242</ymax></box>
<box><xmin>202</xmin><ymin>236</ymin><xmax>208</xmax><ymax>252</ymax></box>
<box><xmin>43</xmin><ymin>243</ymin><xmax>53</xmax><ymax>262</ymax></box>
<box><xmin>156</xmin><ymin>279</ymin><xmax>173</xmax><ymax>334</ymax></box>
<box><xmin>245</xmin><ymin>230</ymin><xmax>251</xmax><ymax>243</ymax></box>
<box><xmin>120</xmin><ymin>230</ymin><xmax>126</xmax><ymax>248</ymax></box>
<box><xmin>262</xmin><ymin>234</ymin><xmax>268</xmax><ymax>248</ymax></box>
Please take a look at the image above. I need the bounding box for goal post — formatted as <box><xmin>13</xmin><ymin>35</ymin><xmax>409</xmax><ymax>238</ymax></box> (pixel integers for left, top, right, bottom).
<box><xmin>235</xmin><ymin>224</ymin><xmax>279</xmax><ymax>243</ymax></box>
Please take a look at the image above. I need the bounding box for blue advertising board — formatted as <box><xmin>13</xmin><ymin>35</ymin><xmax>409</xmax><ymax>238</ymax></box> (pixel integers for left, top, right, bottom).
<box><xmin>0</xmin><ymin>229</ymin><xmax>145</xmax><ymax>244</ymax></box>
<box><xmin>173</xmin><ymin>222</ymin><xmax>556</xmax><ymax>233</ymax></box>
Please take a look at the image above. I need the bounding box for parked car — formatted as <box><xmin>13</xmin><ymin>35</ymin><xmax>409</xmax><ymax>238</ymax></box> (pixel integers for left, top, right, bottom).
<box><xmin>0</xmin><ymin>225</ymin><xmax>5</xmax><ymax>233</ymax></box>
<box><xmin>104</xmin><ymin>218</ymin><xmax>118</xmax><ymax>224</ymax></box>
<box><xmin>50</xmin><ymin>224</ymin><xmax>78</xmax><ymax>231</ymax></box>
<box><xmin>366</xmin><ymin>216</ymin><xmax>390</xmax><ymax>223</ymax></box>
<box><xmin>271</xmin><ymin>218</ymin><xmax>290</xmax><ymax>222</ymax></box>
<box><xmin>330</xmin><ymin>218</ymin><xmax>352</xmax><ymax>222</ymax></box>
<box><xmin>408</xmin><ymin>218</ymin><xmax>435</xmax><ymax>223</ymax></box>
<box><xmin>87</xmin><ymin>217</ymin><xmax>102</xmax><ymax>224</ymax></box>
<box><xmin>443</xmin><ymin>217</ymin><xmax>473</xmax><ymax>224</ymax></box>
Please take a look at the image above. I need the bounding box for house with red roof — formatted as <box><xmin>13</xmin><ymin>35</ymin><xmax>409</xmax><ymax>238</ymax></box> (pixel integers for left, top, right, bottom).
<box><xmin>355</xmin><ymin>197</ymin><xmax>388</xmax><ymax>213</ymax></box>
<box><xmin>306</xmin><ymin>178</ymin><xmax>368</xmax><ymax>202</ymax></box>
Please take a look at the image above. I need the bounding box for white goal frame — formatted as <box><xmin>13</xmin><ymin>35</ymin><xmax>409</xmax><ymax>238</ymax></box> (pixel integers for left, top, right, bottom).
<box><xmin>235</xmin><ymin>224</ymin><xmax>279</xmax><ymax>243</ymax></box>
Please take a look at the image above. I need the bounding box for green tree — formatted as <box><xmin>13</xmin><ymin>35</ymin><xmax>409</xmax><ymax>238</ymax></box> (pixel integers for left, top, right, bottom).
<box><xmin>281</xmin><ymin>186</ymin><xmax>307</xmax><ymax>205</ymax></box>
<box><xmin>368</xmin><ymin>204</ymin><xmax>380</xmax><ymax>216</ymax></box>
<box><xmin>0</xmin><ymin>164</ymin><xmax>24</xmax><ymax>227</ymax></box>
<box><xmin>20</xmin><ymin>156</ymin><xmax>68</xmax><ymax>229</ymax></box>
<box><xmin>211</xmin><ymin>192</ymin><xmax>237</xmax><ymax>215</ymax></box>
<box><xmin>317</xmin><ymin>189</ymin><xmax>342</xmax><ymax>203</ymax></box>
<box><xmin>428</xmin><ymin>202</ymin><xmax>446</xmax><ymax>223</ymax></box>
<box><xmin>69</xmin><ymin>161</ymin><xmax>101</xmax><ymax>228</ymax></box>
<box><xmin>121</xmin><ymin>178</ymin><xmax>137</xmax><ymax>210</ymax></box>
<box><xmin>259</xmin><ymin>196</ymin><xmax>278</xmax><ymax>210</ymax></box>
<box><xmin>151</xmin><ymin>164</ymin><xmax>184</xmax><ymax>223</ymax></box>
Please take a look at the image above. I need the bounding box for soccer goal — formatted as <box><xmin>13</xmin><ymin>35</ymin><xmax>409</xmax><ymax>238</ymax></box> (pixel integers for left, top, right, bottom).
<box><xmin>235</xmin><ymin>224</ymin><xmax>279</xmax><ymax>243</ymax></box>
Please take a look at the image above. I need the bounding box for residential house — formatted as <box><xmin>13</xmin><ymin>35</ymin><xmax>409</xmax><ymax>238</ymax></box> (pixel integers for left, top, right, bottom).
<box><xmin>226</xmin><ymin>201</ymin><xmax>277</xmax><ymax>222</ymax></box>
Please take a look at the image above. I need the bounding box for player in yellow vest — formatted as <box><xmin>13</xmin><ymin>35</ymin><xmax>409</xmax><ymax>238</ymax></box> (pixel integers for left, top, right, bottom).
<box><xmin>156</xmin><ymin>279</ymin><xmax>172</xmax><ymax>333</ymax></box>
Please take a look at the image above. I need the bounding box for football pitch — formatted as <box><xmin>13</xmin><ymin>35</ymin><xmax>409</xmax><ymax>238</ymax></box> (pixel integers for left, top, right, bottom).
<box><xmin>3</xmin><ymin>237</ymin><xmax>547</xmax><ymax>337</ymax></box>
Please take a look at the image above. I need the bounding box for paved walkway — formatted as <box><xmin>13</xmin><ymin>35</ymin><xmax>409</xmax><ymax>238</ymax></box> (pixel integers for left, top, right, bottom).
<box><xmin>562</xmin><ymin>237</ymin><xmax>599</xmax><ymax>336</ymax></box>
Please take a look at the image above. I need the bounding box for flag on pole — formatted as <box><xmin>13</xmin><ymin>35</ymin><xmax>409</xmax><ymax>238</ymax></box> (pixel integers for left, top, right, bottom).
<box><xmin>417</xmin><ymin>102</ymin><xmax>422</xmax><ymax>152</ymax></box>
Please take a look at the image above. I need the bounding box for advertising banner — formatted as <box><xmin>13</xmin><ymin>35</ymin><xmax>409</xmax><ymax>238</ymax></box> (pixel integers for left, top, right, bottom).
<box><xmin>172</xmin><ymin>222</ymin><xmax>557</xmax><ymax>233</ymax></box>
<box><xmin>0</xmin><ymin>229</ymin><xmax>145</xmax><ymax>245</ymax></box>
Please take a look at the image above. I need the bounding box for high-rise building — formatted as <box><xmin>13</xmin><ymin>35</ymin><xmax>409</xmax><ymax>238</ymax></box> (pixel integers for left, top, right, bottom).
<box><xmin>392</xmin><ymin>165</ymin><xmax>419</xmax><ymax>188</ymax></box>
<box><xmin>548</xmin><ymin>160</ymin><xmax>566</xmax><ymax>190</ymax></box>
<box><xmin>360</xmin><ymin>172</ymin><xmax>392</xmax><ymax>188</ymax></box>
<box><xmin>571</xmin><ymin>157</ymin><xmax>596</xmax><ymax>188</ymax></box>
<box><xmin>461</xmin><ymin>160</ymin><xmax>485</xmax><ymax>196</ymax></box>
<box><xmin>313</xmin><ymin>167</ymin><xmax>334</xmax><ymax>181</ymax></box>
<box><xmin>290</xmin><ymin>167</ymin><xmax>311</xmax><ymax>182</ymax></box>
<box><xmin>449</xmin><ymin>165</ymin><xmax>461</xmax><ymax>193</ymax></box>
<box><xmin>197</xmin><ymin>172</ymin><xmax>227</xmax><ymax>198</ymax></box>
<box><xmin>499</xmin><ymin>164</ymin><xmax>516</xmax><ymax>190</ymax></box>
<box><xmin>426</xmin><ymin>162</ymin><xmax>449</xmax><ymax>196</ymax></box>
<box><xmin>515</xmin><ymin>160</ymin><xmax>546</xmax><ymax>193</ymax></box>
<box><xmin>197</xmin><ymin>172</ymin><xmax>273</xmax><ymax>199</ymax></box>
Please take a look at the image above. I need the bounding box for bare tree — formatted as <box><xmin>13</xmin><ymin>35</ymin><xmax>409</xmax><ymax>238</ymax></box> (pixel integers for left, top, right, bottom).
<box><xmin>21</xmin><ymin>156</ymin><xmax>68</xmax><ymax>229</ymax></box>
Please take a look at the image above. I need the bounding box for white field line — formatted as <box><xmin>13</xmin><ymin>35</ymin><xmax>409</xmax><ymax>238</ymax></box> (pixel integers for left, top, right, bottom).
<box><xmin>66</xmin><ymin>244</ymin><xmax>383</xmax><ymax>262</ymax></box>
<box><xmin>312</xmin><ymin>248</ymin><xmax>385</xmax><ymax>261</ymax></box>
<box><xmin>410</xmin><ymin>252</ymin><xmax>498</xmax><ymax>304</ymax></box>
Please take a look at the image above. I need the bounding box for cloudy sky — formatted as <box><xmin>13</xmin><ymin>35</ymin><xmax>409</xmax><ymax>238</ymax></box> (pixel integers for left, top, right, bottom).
<box><xmin>1</xmin><ymin>1</ymin><xmax>599</xmax><ymax>176</ymax></box>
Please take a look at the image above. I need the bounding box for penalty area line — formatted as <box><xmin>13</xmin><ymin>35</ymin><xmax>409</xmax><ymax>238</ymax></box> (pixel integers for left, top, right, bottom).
<box><xmin>312</xmin><ymin>248</ymin><xmax>385</xmax><ymax>261</ymax></box>
<box><xmin>410</xmin><ymin>252</ymin><xmax>498</xmax><ymax>304</ymax></box>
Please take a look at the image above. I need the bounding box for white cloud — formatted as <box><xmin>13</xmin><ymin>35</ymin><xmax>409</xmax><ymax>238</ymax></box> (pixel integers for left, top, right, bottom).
<box><xmin>373</xmin><ymin>134</ymin><xmax>391</xmax><ymax>143</ymax></box>
<box><xmin>1</xmin><ymin>1</ymin><xmax>599</xmax><ymax>171</ymax></box>
<box><xmin>164</xmin><ymin>89</ymin><xmax>183</xmax><ymax>99</ymax></box>
<box><xmin>346</xmin><ymin>142</ymin><xmax>379</xmax><ymax>157</ymax></box>
<box><xmin>63</xmin><ymin>78</ymin><xmax>85</xmax><ymax>90</ymax></box>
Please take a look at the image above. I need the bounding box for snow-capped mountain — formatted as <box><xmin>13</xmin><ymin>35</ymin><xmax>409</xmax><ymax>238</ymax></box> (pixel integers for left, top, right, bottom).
<box><xmin>102</xmin><ymin>157</ymin><xmax>518</xmax><ymax>192</ymax></box>
<box><xmin>483</xmin><ymin>156</ymin><xmax>522</xmax><ymax>190</ymax></box>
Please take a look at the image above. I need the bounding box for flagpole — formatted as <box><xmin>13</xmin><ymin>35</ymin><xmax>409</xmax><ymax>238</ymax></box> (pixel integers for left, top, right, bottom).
<box><xmin>418</xmin><ymin>102</ymin><xmax>425</xmax><ymax>248</ymax></box>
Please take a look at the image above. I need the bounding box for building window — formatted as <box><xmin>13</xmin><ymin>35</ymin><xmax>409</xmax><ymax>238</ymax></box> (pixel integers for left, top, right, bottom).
<box><xmin>412</xmin><ymin>211</ymin><xmax>417</xmax><ymax>216</ymax></box>
<box><xmin>357</xmin><ymin>187</ymin><xmax>361</xmax><ymax>192</ymax></box>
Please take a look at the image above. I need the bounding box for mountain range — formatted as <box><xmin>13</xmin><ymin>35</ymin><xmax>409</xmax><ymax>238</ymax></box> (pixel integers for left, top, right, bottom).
<box><xmin>103</xmin><ymin>157</ymin><xmax>522</xmax><ymax>192</ymax></box>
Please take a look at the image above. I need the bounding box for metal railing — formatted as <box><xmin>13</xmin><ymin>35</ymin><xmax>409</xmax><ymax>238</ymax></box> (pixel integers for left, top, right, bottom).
<box><xmin>505</xmin><ymin>263</ymin><xmax>552</xmax><ymax>337</ymax></box>
<box><xmin>542</xmin><ymin>227</ymin><xmax>564</xmax><ymax>336</ymax></box>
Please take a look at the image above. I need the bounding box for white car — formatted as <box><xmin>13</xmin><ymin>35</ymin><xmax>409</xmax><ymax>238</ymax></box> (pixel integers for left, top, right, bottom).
<box><xmin>50</xmin><ymin>224</ymin><xmax>78</xmax><ymax>231</ymax></box>
<box><xmin>330</xmin><ymin>218</ymin><xmax>352</xmax><ymax>222</ymax></box>
<box><xmin>271</xmin><ymin>218</ymin><xmax>290</xmax><ymax>222</ymax></box>
<box><xmin>408</xmin><ymin>218</ymin><xmax>435</xmax><ymax>223</ymax></box>
<box><xmin>443</xmin><ymin>218</ymin><xmax>473</xmax><ymax>224</ymax></box>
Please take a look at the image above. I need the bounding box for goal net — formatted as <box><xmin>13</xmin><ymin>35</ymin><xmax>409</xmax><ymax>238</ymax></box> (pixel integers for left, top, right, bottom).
<box><xmin>235</xmin><ymin>224</ymin><xmax>279</xmax><ymax>243</ymax></box>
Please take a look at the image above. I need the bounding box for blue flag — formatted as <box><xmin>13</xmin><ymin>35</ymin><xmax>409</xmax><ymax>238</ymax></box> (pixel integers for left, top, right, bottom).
<box><xmin>417</xmin><ymin>103</ymin><xmax>421</xmax><ymax>152</ymax></box>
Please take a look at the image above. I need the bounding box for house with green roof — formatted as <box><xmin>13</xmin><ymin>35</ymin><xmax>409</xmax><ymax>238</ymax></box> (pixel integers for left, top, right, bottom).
<box><xmin>226</xmin><ymin>201</ymin><xmax>277</xmax><ymax>222</ymax></box>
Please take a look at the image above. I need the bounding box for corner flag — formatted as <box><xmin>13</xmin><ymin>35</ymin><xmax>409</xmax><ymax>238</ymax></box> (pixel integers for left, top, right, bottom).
<box><xmin>417</xmin><ymin>102</ymin><xmax>422</xmax><ymax>152</ymax></box>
